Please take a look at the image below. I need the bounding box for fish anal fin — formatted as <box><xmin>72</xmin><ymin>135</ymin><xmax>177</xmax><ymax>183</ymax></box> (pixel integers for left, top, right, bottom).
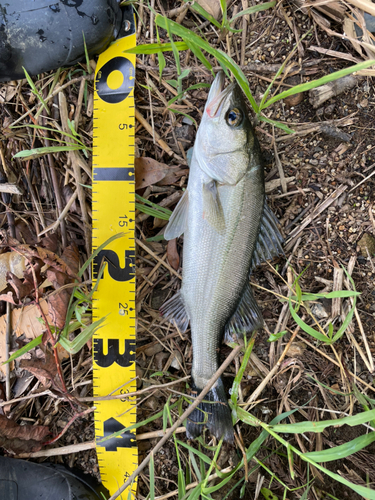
<box><xmin>224</xmin><ymin>282</ymin><xmax>263</xmax><ymax>344</ymax></box>
<box><xmin>160</xmin><ymin>291</ymin><xmax>190</xmax><ymax>332</ymax></box>
<box><xmin>251</xmin><ymin>201</ymin><xmax>284</xmax><ymax>270</ymax></box>
<box><xmin>202</xmin><ymin>180</ymin><xmax>225</xmax><ymax>233</ymax></box>
<box><xmin>164</xmin><ymin>189</ymin><xmax>189</xmax><ymax>240</ymax></box>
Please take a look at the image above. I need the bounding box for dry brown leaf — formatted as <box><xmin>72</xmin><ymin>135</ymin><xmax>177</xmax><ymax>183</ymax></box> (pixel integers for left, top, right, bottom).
<box><xmin>157</xmin><ymin>168</ymin><xmax>189</xmax><ymax>186</ymax></box>
<box><xmin>20</xmin><ymin>351</ymin><xmax>60</xmax><ymax>389</ymax></box>
<box><xmin>167</xmin><ymin>239</ymin><xmax>180</xmax><ymax>270</ymax></box>
<box><xmin>135</xmin><ymin>157</ymin><xmax>170</xmax><ymax>190</ymax></box>
<box><xmin>196</xmin><ymin>0</ymin><xmax>226</xmax><ymax>20</ymax></box>
<box><xmin>61</xmin><ymin>243</ymin><xmax>80</xmax><ymax>275</ymax></box>
<box><xmin>0</xmin><ymin>299</ymin><xmax>68</xmax><ymax>375</ymax></box>
<box><xmin>0</xmin><ymin>414</ymin><xmax>49</xmax><ymax>453</ymax></box>
<box><xmin>47</xmin><ymin>243</ymin><xmax>80</xmax><ymax>330</ymax></box>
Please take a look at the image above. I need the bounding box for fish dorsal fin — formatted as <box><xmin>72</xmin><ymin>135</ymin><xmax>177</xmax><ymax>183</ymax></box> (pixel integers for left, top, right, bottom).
<box><xmin>251</xmin><ymin>202</ymin><xmax>284</xmax><ymax>269</ymax></box>
<box><xmin>224</xmin><ymin>282</ymin><xmax>263</xmax><ymax>344</ymax></box>
<box><xmin>160</xmin><ymin>291</ymin><xmax>190</xmax><ymax>332</ymax></box>
<box><xmin>202</xmin><ymin>180</ymin><xmax>225</xmax><ymax>233</ymax></box>
<box><xmin>164</xmin><ymin>189</ymin><xmax>189</xmax><ymax>240</ymax></box>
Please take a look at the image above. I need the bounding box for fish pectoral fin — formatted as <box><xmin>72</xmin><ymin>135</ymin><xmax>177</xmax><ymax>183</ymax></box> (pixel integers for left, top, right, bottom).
<box><xmin>160</xmin><ymin>291</ymin><xmax>190</xmax><ymax>332</ymax></box>
<box><xmin>202</xmin><ymin>180</ymin><xmax>225</xmax><ymax>232</ymax></box>
<box><xmin>164</xmin><ymin>189</ymin><xmax>189</xmax><ymax>240</ymax></box>
<box><xmin>250</xmin><ymin>201</ymin><xmax>284</xmax><ymax>270</ymax></box>
<box><xmin>224</xmin><ymin>282</ymin><xmax>263</xmax><ymax>343</ymax></box>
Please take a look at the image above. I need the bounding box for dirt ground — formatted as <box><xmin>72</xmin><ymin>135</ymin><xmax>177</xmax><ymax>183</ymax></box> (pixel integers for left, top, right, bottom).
<box><xmin>1</xmin><ymin>1</ymin><xmax>375</xmax><ymax>499</ymax></box>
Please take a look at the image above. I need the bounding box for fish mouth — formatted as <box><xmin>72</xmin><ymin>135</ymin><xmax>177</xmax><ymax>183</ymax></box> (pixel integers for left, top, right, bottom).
<box><xmin>205</xmin><ymin>71</ymin><xmax>235</xmax><ymax>118</ymax></box>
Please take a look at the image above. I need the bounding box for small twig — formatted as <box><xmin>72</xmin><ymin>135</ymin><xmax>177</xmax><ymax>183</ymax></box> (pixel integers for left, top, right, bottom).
<box><xmin>244</xmin><ymin>324</ymin><xmax>301</xmax><ymax>410</ymax></box>
<box><xmin>136</xmin><ymin>238</ymin><xmax>181</xmax><ymax>280</ymax></box>
<box><xmin>17</xmin><ymin>427</ymin><xmax>187</xmax><ymax>459</ymax></box>
<box><xmin>38</xmin><ymin>190</ymin><xmax>78</xmax><ymax>238</ymax></box>
<box><xmin>108</xmin><ymin>345</ymin><xmax>243</xmax><ymax>500</ymax></box>
<box><xmin>135</xmin><ymin>108</ymin><xmax>174</xmax><ymax>157</ymax></box>
<box><xmin>43</xmin><ymin>407</ymin><xmax>94</xmax><ymax>445</ymax></box>
<box><xmin>9</xmin><ymin>74</ymin><xmax>95</xmax><ymax>128</ymax></box>
<box><xmin>5</xmin><ymin>297</ymin><xmax>11</xmax><ymax>400</ymax></box>
<box><xmin>78</xmin><ymin>376</ymin><xmax>190</xmax><ymax>402</ymax></box>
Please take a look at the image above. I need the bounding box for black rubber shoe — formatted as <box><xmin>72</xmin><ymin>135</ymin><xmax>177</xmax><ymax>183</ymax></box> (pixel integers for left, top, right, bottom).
<box><xmin>0</xmin><ymin>0</ymin><xmax>125</xmax><ymax>82</ymax></box>
<box><xmin>0</xmin><ymin>456</ymin><xmax>109</xmax><ymax>500</ymax></box>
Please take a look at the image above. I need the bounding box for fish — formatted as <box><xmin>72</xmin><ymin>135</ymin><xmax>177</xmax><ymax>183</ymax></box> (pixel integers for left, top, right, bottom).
<box><xmin>160</xmin><ymin>71</ymin><xmax>284</xmax><ymax>442</ymax></box>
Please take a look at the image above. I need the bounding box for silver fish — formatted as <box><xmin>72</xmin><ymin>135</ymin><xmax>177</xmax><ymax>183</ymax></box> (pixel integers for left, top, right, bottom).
<box><xmin>161</xmin><ymin>72</ymin><xmax>283</xmax><ymax>441</ymax></box>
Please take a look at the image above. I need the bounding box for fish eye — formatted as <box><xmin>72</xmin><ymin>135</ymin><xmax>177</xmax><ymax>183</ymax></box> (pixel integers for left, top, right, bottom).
<box><xmin>226</xmin><ymin>108</ymin><xmax>242</xmax><ymax>127</ymax></box>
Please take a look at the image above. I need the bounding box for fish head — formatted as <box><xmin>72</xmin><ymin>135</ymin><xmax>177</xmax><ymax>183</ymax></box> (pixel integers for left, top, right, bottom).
<box><xmin>195</xmin><ymin>71</ymin><xmax>260</xmax><ymax>185</ymax></box>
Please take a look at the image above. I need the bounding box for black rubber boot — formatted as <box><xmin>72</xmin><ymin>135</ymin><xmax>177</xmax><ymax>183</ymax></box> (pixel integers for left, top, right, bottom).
<box><xmin>0</xmin><ymin>0</ymin><xmax>124</xmax><ymax>82</ymax></box>
<box><xmin>0</xmin><ymin>455</ymin><xmax>109</xmax><ymax>500</ymax></box>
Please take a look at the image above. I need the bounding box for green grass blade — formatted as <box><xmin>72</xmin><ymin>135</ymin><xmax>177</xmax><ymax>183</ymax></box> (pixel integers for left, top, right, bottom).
<box><xmin>58</xmin><ymin>316</ymin><xmax>107</xmax><ymax>354</ymax></box>
<box><xmin>231</xmin><ymin>338</ymin><xmax>254</xmax><ymax>413</ymax></box>
<box><xmin>230</xmin><ymin>2</ymin><xmax>276</xmax><ymax>23</ymax></box>
<box><xmin>79</xmin><ymin>232</ymin><xmax>124</xmax><ymax>278</ymax></box>
<box><xmin>155</xmin><ymin>15</ymin><xmax>258</xmax><ymax>112</ymax></box>
<box><xmin>176</xmin><ymin>440</ymin><xmax>213</xmax><ymax>466</ymax></box>
<box><xmin>268</xmin><ymin>330</ymin><xmax>287</xmax><ymax>342</ymax></box>
<box><xmin>187</xmin><ymin>0</ymin><xmax>222</xmax><ymax>29</ymax></box>
<box><xmin>258</xmin><ymin>116</ymin><xmax>295</xmax><ymax>133</ymax></box>
<box><xmin>12</xmin><ymin>123</ymin><xmax>86</xmax><ymax>146</ymax></box>
<box><xmin>291</xmin><ymin>290</ymin><xmax>360</xmax><ymax>301</ymax></box>
<box><xmin>332</xmin><ymin>266</ymin><xmax>357</xmax><ymax>342</ymax></box>
<box><xmin>22</xmin><ymin>66</ymin><xmax>50</xmax><ymax>115</ymax></box>
<box><xmin>304</xmin><ymin>432</ymin><xmax>375</xmax><ymax>462</ymax></box>
<box><xmin>124</xmin><ymin>41</ymin><xmax>188</xmax><ymax>54</ymax></box>
<box><xmin>271</xmin><ymin>407</ymin><xmax>375</xmax><ymax>434</ymax></box>
<box><xmin>168</xmin><ymin>83</ymin><xmax>210</xmax><ymax>106</ymax></box>
<box><xmin>178</xmin><ymin>469</ymin><xmax>186</xmax><ymax>499</ymax></box>
<box><xmin>289</xmin><ymin>299</ymin><xmax>329</xmax><ymax>343</ymax></box>
<box><xmin>3</xmin><ymin>335</ymin><xmax>43</xmax><ymax>365</ymax></box>
<box><xmin>135</xmin><ymin>203</ymin><xmax>171</xmax><ymax>220</ymax></box>
<box><xmin>262</xmin><ymin>59</ymin><xmax>375</xmax><ymax>109</ymax></box>
<box><xmin>13</xmin><ymin>145</ymin><xmax>84</xmax><ymax>160</ymax></box>
<box><xmin>185</xmin><ymin>41</ymin><xmax>213</xmax><ymax>73</ymax></box>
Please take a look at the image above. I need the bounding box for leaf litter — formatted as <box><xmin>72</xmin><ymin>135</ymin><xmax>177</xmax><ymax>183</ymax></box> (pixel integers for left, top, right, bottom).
<box><xmin>0</xmin><ymin>1</ymin><xmax>375</xmax><ymax>499</ymax></box>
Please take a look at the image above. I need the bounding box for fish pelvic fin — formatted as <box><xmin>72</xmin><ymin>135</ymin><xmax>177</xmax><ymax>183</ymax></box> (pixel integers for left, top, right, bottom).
<box><xmin>251</xmin><ymin>201</ymin><xmax>284</xmax><ymax>269</ymax></box>
<box><xmin>186</xmin><ymin>378</ymin><xmax>234</xmax><ymax>443</ymax></box>
<box><xmin>160</xmin><ymin>291</ymin><xmax>190</xmax><ymax>332</ymax></box>
<box><xmin>224</xmin><ymin>281</ymin><xmax>263</xmax><ymax>344</ymax></box>
<box><xmin>202</xmin><ymin>180</ymin><xmax>225</xmax><ymax>233</ymax></box>
<box><xmin>164</xmin><ymin>189</ymin><xmax>189</xmax><ymax>240</ymax></box>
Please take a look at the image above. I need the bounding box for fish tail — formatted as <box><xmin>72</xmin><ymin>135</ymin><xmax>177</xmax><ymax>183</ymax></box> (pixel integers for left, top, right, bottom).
<box><xmin>186</xmin><ymin>377</ymin><xmax>234</xmax><ymax>442</ymax></box>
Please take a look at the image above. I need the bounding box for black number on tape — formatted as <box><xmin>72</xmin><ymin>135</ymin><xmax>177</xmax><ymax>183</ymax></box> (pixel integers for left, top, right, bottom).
<box><xmin>96</xmin><ymin>57</ymin><xmax>135</xmax><ymax>104</ymax></box>
<box><xmin>94</xmin><ymin>338</ymin><xmax>135</xmax><ymax>368</ymax></box>
<box><xmin>93</xmin><ymin>250</ymin><xmax>135</xmax><ymax>282</ymax></box>
<box><xmin>97</xmin><ymin>417</ymin><xmax>136</xmax><ymax>451</ymax></box>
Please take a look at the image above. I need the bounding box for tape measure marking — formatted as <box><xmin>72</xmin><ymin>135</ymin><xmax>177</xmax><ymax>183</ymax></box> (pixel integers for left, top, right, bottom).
<box><xmin>92</xmin><ymin>26</ymin><xmax>137</xmax><ymax>496</ymax></box>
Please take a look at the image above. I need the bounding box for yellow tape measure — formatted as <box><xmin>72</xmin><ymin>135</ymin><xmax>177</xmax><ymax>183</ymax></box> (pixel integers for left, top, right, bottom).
<box><xmin>92</xmin><ymin>9</ymin><xmax>137</xmax><ymax>496</ymax></box>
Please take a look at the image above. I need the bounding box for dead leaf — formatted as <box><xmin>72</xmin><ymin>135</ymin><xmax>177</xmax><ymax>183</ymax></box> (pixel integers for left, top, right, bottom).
<box><xmin>47</xmin><ymin>243</ymin><xmax>80</xmax><ymax>330</ymax></box>
<box><xmin>167</xmin><ymin>239</ymin><xmax>180</xmax><ymax>270</ymax></box>
<box><xmin>61</xmin><ymin>243</ymin><xmax>80</xmax><ymax>275</ymax></box>
<box><xmin>40</xmin><ymin>233</ymin><xmax>59</xmax><ymax>253</ymax></box>
<box><xmin>8</xmin><ymin>261</ymin><xmax>42</xmax><ymax>301</ymax></box>
<box><xmin>14</xmin><ymin>220</ymin><xmax>37</xmax><ymax>245</ymax></box>
<box><xmin>20</xmin><ymin>351</ymin><xmax>60</xmax><ymax>389</ymax></box>
<box><xmin>135</xmin><ymin>157</ymin><xmax>171</xmax><ymax>190</ymax></box>
<box><xmin>36</xmin><ymin>246</ymin><xmax>78</xmax><ymax>278</ymax></box>
<box><xmin>157</xmin><ymin>168</ymin><xmax>189</xmax><ymax>186</ymax></box>
<box><xmin>0</xmin><ymin>414</ymin><xmax>49</xmax><ymax>453</ymax></box>
<box><xmin>196</xmin><ymin>0</ymin><xmax>226</xmax><ymax>20</ymax></box>
<box><xmin>0</xmin><ymin>299</ymin><xmax>68</xmax><ymax>375</ymax></box>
